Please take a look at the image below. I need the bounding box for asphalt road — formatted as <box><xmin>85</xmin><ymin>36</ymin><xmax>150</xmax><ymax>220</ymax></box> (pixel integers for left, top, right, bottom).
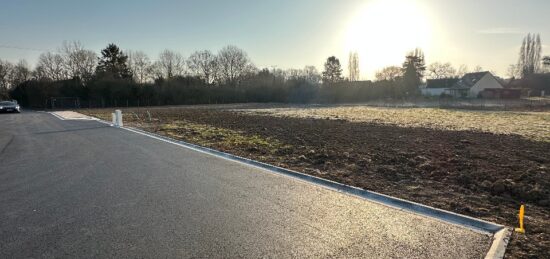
<box><xmin>0</xmin><ymin>111</ymin><xmax>492</xmax><ymax>258</ymax></box>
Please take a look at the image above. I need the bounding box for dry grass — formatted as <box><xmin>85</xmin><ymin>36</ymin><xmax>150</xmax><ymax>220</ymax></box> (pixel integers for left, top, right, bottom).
<box><xmin>80</xmin><ymin>109</ymin><xmax>291</xmax><ymax>156</ymax></box>
<box><xmin>242</xmin><ymin>106</ymin><xmax>550</xmax><ymax>142</ymax></box>
<box><xmin>157</xmin><ymin>120</ymin><xmax>291</xmax><ymax>153</ymax></box>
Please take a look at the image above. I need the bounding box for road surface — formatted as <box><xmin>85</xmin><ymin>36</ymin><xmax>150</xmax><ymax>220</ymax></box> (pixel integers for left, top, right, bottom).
<box><xmin>0</xmin><ymin>112</ymin><xmax>492</xmax><ymax>258</ymax></box>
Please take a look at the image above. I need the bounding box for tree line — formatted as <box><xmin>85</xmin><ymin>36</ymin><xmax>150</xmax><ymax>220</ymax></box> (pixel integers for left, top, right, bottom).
<box><xmin>2</xmin><ymin>34</ymin><xmax>549</xmax><ymax>107</ymax></box>
<box><xmin>1</xmin><ymin>41</ymin><xmax>425</xmax><ymax>107</ymax></box>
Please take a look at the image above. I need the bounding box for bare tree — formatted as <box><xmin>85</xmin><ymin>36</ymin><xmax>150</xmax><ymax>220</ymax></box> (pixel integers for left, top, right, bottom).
<box><xmin>269</xmin><ymin>68</ymin><xmax>287</xmax><ymax>81</ymax></box>
<box><xmin>284</xmin><ymin>66</ymin><xmax>321</xmax><ymax>84</ymax></box>
<box><xmin>286</xmin><ymin>68</ymin><xmax>301</xmax><ymax>80</ymax></box>
<box><xmin>348</xmin><ymin>51</ymin><xmax>360</xmax><ymax>81</ymax></box>
<box><xmin>303</xmin><ymin>65</ymin><xmax>321</xmax><ymax>84</ymax></box>
<box><xmin>154</xmin><ymin>49</ymin><xmax>185</xmax><ymax>79</ymax></box>
<box><xmin>517</xmin><ymin>33</ymin><xmax>542</xmax><ymax>78</ymax></box>
<box><xmin>77</xmin><ymin>50</ymin><xmax>97</xmax><ymax>80</ymax></box>
<box><xmin>456</xmin><ymin>64</ymin><xmax>468</xmax><ymax>77</ymax></box>
<box><xmin>127</xmin><ymin>51</ymin><xmax>152</xmax><ymax>83</ymax></box>
<box><xmin>187</xmin><ymin>50</ymin><xmax>218</xmax><ymax>84</ymax></box>
<box><xmin>473</xmin><ymin>65</ymin><xmax>484</xmax><ymax>72</ymax></box>
<box><xmin>150</xmin><ymin>62</ymin><xmax>164</xmax><ymax>81</ymax></box>
<box><xmin>217</xmin><ymin>45</ymin><xmax>255</xmax><ymax>85</ymax></box>
<box><xmin>0</xmin><ymin>59</ymin><xmax>14</xmax><ymax>91</ymax></box>
<box><xmin>60</xmin><ymin>41</ymin><xmax>97</xmax><ymax>80</ymax></box>
<box><xmin>427</xmin><ymin>62</ymin><xmax>457</xmax><ymax>79</ymax></box>
<box><xmin>35</xmin><ymin>52</ymin><xmax>66</xmax><ymax>81</ymax></box>
<box><xmin>10</xmin><ymin>60</ymin><xmax>32</xmax><ymax>86</ymax></box>
<box><xmin>506</xmin><ymin>64</ymin><xmax>520</xmax><ymax>78</ymax></box>
<box><xmin>375</xmin><ymin>66</ymin><xmax>402</xmax><ymax>81</ymax></box>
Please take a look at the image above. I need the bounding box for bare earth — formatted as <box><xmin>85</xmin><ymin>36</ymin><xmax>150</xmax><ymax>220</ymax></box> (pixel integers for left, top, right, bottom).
<box><xmin>242</xmin><ymin>106</ymin><xmax>550</xmax><ymax>142</ymax></box>
<box><xmin>81</xmin><ymin>104</ymin><xmax>550</xmax><ymax>258</ymax></box>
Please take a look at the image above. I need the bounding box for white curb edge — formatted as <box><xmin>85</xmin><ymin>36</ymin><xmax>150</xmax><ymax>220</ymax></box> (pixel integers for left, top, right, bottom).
<box><xmin>485</xmin><ymin>228</ymin><xmax>512</xmax><ymax>259</ymax></box>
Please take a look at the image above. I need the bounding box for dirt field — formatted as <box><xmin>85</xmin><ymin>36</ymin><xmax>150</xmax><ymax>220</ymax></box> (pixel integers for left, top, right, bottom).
<box><xmin>243</xmin><ymin>106</ymin><xmax>550</xmax><ymax>142</ymax></box>
<box><xmin>81</xmin><ymin>104</ymin><xmax>550</xmax><ymax>258</ymax></box>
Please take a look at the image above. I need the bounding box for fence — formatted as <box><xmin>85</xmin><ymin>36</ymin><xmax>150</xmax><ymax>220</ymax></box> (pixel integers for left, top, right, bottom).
<box><xmin>437</xmin><ymin>98</ymin><xmax>550</xmax><ymax>110</ymax></box>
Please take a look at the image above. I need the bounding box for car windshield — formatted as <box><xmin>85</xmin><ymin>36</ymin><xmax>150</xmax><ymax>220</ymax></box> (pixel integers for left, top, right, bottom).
<box><xmin>0</xmin><ymin>101</ymin><xmax>15</xmax><ymax>105</ymax></box>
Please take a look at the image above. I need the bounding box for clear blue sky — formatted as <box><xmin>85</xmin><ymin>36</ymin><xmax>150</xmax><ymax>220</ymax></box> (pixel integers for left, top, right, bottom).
<box><xmin>1</xmin><ymin>0</ymin><xmax>549</xmax><ymax>79</ymax></box>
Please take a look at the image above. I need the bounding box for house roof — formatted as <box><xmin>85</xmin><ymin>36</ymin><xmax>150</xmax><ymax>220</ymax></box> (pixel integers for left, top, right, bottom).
<box><xmin>426</xmin><ymin>78</ymin><xmax>459</xmax><ymax>89</ymax></box>
<box><xmin>452</xmin><ymin>71</ymin><xmax>491</xmax><ymax>89</ymax></box>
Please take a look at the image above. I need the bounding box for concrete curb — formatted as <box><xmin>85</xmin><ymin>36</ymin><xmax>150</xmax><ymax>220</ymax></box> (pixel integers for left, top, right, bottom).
<box><xmin>54</xmin><ymin>112</ymin><xmax>510</xmax><ymax>257</ymax></box>
<box><xmin>485</xmin><ymin>228</ymin><xmax>512</xmax><ymax>259</ymax></box>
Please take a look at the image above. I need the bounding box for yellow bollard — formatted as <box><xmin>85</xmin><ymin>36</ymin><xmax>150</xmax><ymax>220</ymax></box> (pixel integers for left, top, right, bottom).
<box><xmin>515</xmin><ymin>204</ymin><xmax>525</xmax><ymax>234</ymax></box>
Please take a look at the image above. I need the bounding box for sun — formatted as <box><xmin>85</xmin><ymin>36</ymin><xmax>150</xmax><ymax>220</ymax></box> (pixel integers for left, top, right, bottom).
<box><xmin>344</xmin><ymin>0</ymin><xmax>433</xmax><ymax>79</ymax></box>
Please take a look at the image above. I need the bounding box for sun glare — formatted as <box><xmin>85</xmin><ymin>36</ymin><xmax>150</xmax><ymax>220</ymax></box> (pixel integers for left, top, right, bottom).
<box><xmin>345</xmin><ymin>0</ymin><xmax>433</xmax><ymax>79</ymax></box>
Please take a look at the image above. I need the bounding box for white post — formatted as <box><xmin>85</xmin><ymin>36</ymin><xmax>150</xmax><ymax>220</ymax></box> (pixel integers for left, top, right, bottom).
<box><xmin>112</xmin><ymin>112</ymin><xmax>116</xmax><ymax>126</ymax></box>
<box><xmin>115</xmin><ymin>110</ymin><xmax>123</xmax><ymax>127</ymax></box>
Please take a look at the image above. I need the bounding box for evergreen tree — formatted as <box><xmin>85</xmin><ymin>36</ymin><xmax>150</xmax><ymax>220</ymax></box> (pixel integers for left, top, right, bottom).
<box><xmin>402</xmin><ymin>48</ymin><xmax>426</xmax><ymax>79</ymax></box>
<box><xmin>401</xmin><ymin>49</ymin><xmax>425</xmax><ymax>96</ymax></box>
<box><xmin>322</xmin><ymin>56</ymin><xmax>343</xmax><ymax>84</ymax></box>
<box><xmin>96</xmin><ymin>43</ymin><xmax>133</xmax><ymax>79</ymax></box>
<box><xmin>402</xmin><ymin>60</ymin><xmax>420</xmax><ymax>95</ymax></box>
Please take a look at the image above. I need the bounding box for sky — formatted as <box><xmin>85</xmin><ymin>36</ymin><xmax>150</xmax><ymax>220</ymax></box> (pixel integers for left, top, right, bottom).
<box><xmin>1</xmin><ymin>0</ymin><xmax>549</xmax><ymax>79</ymax></box>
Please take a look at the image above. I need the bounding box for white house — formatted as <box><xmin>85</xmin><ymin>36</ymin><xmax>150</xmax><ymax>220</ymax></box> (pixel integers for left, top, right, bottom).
<box><xmin>445</xmin><ymin>72</ymin><xmax>504</xmax><ymax>98</ymax></box>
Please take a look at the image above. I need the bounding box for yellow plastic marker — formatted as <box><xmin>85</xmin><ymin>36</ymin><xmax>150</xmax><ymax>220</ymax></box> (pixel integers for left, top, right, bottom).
<box><xmin>515</xmin><ymin>204</ymin><xmax>525</xmax><ymax>234</ymax></box>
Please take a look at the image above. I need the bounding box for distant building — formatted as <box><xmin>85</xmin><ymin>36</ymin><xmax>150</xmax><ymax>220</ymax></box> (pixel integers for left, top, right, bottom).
<box><xmin>420</xmin><ymin>78</ymin><xmax>459</xmax><ymax>96</ymax></box>
<box><xmin>445</xmin><ymin>72</ymin><xmax>503</xmax><ymax>98</ymax></box>
<box><xmin>420</xmin><ymin>72</ymin><xmax>507</xmax><ymax>98</ymax></box>
<box><xmin>507</xmin><ymin>73</ymin><xmax>550</xmax><ymax>97</ymax></box>
<box><xmin>478</xmin><ymin>88</ymin><xmax>523</xmax><ymax>99</ymax></box>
